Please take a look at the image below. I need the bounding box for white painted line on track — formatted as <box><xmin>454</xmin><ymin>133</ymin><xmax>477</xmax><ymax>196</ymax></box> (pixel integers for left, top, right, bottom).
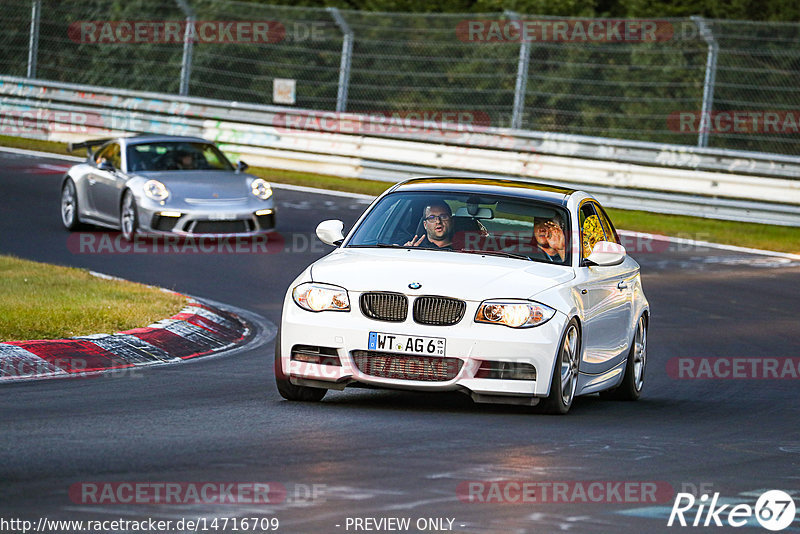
<box><xmin>35</xmin><ymin>163</ymin><xmax>71</xmax><ymax>172</ymax></box>
<box><xmin>271</xmin><ymin>182</ymin><xmax>375</xmax><ymax>201</ymax></box>
<box><xmin>2</xmin><ymin>144</ymin><xmax>797</xmax><ymax>260</ymax></box>
<box><xmin>0</xmin><ymin>145</ymin><xmax>83</xmax><ymax>162</ymax></box>
<box><xmin>617</xmin><ymin>230</ymin><xmax>800</xmax><ymax>261</ymax></box>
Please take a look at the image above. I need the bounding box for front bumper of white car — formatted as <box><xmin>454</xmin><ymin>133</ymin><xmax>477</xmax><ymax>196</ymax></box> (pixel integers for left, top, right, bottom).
<box><xmin>278</xmin><ymin>289</ymin><xmax>569</xmax><ymax>402</ymax></box>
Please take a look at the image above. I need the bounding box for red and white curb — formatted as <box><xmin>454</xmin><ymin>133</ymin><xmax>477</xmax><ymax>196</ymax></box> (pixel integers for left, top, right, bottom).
<box><xmin>0</xmin><ymin>298</ymin><xmax>249</xmax><ymax>382</ymax></box>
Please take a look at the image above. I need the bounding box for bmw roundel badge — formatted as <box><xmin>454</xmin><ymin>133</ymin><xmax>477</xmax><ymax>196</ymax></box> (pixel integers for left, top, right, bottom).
<box><xmin>408</xmin><ymin>282</ymin><xmax>422</xmax><ymax>289</ymax></box>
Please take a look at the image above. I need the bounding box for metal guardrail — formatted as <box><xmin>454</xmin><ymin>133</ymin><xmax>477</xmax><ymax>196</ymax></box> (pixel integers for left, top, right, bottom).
<box><xmin>4</xmin><ymin>75</ymin><xmax>800</xmax><ymax>179</ymax></box>
<box><xmin>2</xmin><ymin>75</ymin><xmax>800</xmax><ymax>225</ymax></box>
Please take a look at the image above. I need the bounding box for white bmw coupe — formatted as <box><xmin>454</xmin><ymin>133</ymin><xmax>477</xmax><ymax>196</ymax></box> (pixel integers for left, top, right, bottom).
<box><xmin>276</xmin><ymin>178</ymin><xmax>649</xmax><ymax>414</ymax></box>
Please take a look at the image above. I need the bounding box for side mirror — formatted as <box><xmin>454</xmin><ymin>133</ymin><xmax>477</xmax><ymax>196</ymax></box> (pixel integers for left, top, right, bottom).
<box><xmin>316</xmin><ymin>219</ymin><xmax>345</xmax><ymax>246</ymax></box>
<box><xmin>236</xmin><ymin>160</ymin><xmax>249</xmax><ymax>173</ymax></box>
<box><xmin>98</xmin><ymin>160</ymin><xmax>114</xmax><ymax>172</ymax></box>
<box><xmin>583</xmin><ymin>241</ymin><xmax>626</xmax><ymax>267</ymax></box>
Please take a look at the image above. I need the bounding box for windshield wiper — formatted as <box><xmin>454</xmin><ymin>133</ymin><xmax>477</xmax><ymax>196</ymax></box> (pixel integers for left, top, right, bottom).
<box><xmin>348</xmin><ymin>243</ymin><xmax>404</xmax><ymax>248</ymax></box>
<box><xmin>348</xmin><ymin>243</ymin><xmax>451</xmax><ymax>251</ymax></box>
<box><xmin>457</xmin><ymin>249</ymin><xmax>533</xmax><ymax>261</ymax></box>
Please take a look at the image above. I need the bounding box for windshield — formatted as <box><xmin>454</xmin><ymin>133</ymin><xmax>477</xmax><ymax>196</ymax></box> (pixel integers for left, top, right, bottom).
<box><xmin>126</xmin><ymin>142</ymin><xmax>234</xmax><ymax>172</ymax></box>
<box><xmin>346</xmin><ymin>191</ymin><xmax>571</xmax><ymax>265</ymax></box>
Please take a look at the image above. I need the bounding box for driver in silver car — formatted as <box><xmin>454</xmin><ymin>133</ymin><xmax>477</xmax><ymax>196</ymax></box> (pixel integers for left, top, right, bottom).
<box><xmin>175</xmin><ymin>150</ymin><xmax>196</xmax><ymax>170</ymax></box>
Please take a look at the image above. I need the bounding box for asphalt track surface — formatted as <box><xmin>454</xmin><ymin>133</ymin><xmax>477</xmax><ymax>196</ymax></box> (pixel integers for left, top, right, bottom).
<box><xmin>1</xmin><ymin>150</ymin><xmax>799</xmax><ymax>533</ymax></box>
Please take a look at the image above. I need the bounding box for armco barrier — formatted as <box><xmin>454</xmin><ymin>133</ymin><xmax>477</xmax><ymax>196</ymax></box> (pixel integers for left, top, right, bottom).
<box><xmin>1</xmin><ymin>75</ymin><xmax>799</xmax><ymax>225</ymax></box>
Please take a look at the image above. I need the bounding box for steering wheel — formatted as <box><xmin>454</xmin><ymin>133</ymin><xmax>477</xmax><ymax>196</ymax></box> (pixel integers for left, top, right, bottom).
<box><xmin>152</xmin><ymin>152</ymin><xmax>179</xmax><ymax>171</ymax></box>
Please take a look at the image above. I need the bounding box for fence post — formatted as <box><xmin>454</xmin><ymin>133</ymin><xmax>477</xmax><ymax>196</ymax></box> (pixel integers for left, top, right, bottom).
<box><xmin>506</xmin><ymin>10</ymin><xmax>530</xmax><ymax>130</ymax></box>
<box><xmin>692</xmin><ymin>16</ymin><xmax>718</xmax><ymax>148</ymax></box>
<box><xmin>328</xmin><ymin>7</ymin><xmax>353</xmax><ymax>113</ymax></box>
<box><xmin>175</xmin><ymin>0</ymin><xmax>195</xmax><ymax>96</ymax></box>
<box><xmin>27</xmin><ymin>0</ymin><xmax>41</xmax><ymax>79</ymax></box>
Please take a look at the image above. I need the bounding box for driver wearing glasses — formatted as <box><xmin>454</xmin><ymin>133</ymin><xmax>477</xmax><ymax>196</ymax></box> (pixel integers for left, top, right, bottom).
<box><xmin>404</xmin><ymin>202</ymin><xmax>454</xmax><ymax>249</ymax></box>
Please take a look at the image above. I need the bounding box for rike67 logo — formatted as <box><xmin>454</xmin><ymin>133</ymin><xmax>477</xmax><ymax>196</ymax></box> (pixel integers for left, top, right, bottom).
<box><xmin>668</xmin><ymin>490</ymin><xmax>796</xmax><ymax>531</ymax></box>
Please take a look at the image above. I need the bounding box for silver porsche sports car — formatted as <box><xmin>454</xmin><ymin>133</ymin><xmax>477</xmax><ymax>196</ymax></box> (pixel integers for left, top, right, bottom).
<box><xmin>60</xmin><ymin>135</ymin><xmax>275</xmax><ymax>238</ymax></box>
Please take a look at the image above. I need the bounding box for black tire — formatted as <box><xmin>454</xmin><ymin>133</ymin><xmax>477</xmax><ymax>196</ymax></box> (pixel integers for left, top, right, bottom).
<box><xmin>274</xmin><ymin>332</ymin><xmax>327</xmax><ymax>402</ymax></box>
<box><xmin>120</xmin><ymin>190</ymin><xmax>138</xmax><ymax>241</ymax></box>
<box><xmin>61</xmin><ymin>179</ymin><xmax>84</xmax><ymax>231</ymax></box>
<box><xmin>600</xmin><ymin>315</ymin><xmax>647</xmax><ymax>401</ymax></box>
<box><xmin>539</xmin><ymin>318</ymin><xmax>581</xmax><ymax>415</ymax></box>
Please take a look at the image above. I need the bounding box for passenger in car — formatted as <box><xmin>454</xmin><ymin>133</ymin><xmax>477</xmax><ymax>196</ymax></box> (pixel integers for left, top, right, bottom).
<box><xmin>534</xmin><ymin>215</ymin><xmax>567</xmax><ymax>262</ymax></box>
<box><xmin>545</xmin><ymin>216</ymin><xmax>567</xmax><ymax>262</ymax></box>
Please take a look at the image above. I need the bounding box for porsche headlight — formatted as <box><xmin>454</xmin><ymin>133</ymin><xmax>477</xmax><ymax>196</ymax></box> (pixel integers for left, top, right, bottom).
<box><xmin>475</xmin><ymin>300</ymin><xmax>555</xmax><ymax>328</ymax></box>
<box><xmin>143</xmin><ymin>179</ymin><xmax>169</xmax><ymax>201</ymax></box>
<box><xmin>251</xmin><ymin>178</ymin><xmax>273</xmax><ymax>200</ymax></box>
<box><xmin>292</xmin><ymin>282</ymin><xmax>350</xmax><ymax>312</ymax></box>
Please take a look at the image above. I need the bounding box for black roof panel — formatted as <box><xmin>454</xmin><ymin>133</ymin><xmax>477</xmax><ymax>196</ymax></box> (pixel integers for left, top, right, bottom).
<box><xmin>391</xmin><ymin>177</ymin><xmax>575</xmax><ymax>205</ymax></box>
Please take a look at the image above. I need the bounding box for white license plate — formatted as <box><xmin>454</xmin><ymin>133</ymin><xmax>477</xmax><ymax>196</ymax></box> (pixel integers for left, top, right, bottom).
<box><xmin>368</xmin><ymin>332</ymin><xmax>445</xmax><ymax>356</ymax></box>
<box><xmin>208</xmin><ymin>213</ymin><xmax>236</xmax><ymax>221</ymax></box>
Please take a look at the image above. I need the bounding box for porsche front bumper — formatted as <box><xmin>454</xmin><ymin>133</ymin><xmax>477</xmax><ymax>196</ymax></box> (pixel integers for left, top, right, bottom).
<box><xmin>136</xmin><ymin>197</ymin><xmax>276</xmax><ymax>236</ymax></box>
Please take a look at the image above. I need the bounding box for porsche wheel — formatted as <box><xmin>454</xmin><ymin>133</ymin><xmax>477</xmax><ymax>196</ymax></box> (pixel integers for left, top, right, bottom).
<box><xmin>120</xmin><ymin>190</ymin><xmax>138</xmax><ymax>241</ymax></box>
<box><xmin>540</xmin><ymin>319</ymin><xmax>580</xmax><ymax>415</ymax></box>
<box><xmin>61</xmin><ymin>179</ymin><xmax>83</xmax><ymax>231</ymax></box>
<box><xmin>274</xmin><ymin>332</ymin><xmax>327</xmax><ymax>402</ymax></box>
<box><xmin>601</xmin><ymin>315</ymin><xmax>647</xmax><ymax>401</ymax></box>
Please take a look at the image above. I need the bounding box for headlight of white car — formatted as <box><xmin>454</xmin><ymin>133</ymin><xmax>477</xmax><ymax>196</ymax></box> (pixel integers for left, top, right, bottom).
<box><xmin>292</xmin><ymin>282</ymin><xmax>350</xmax><ymax>312</ymax></box>
<box><xmin>475</xmin><ymin>300</ymin><xmax>555</xmax><ymax>328</ymax></box>
<box><xmin>143</xmin><ymin>179</ymin><xmax>169</xmax><ymax>201</ymax></box>
<box><xmin>251</xmin><ymin>178</ymin><xmax>273</xmax><ymax>200</ymax></box>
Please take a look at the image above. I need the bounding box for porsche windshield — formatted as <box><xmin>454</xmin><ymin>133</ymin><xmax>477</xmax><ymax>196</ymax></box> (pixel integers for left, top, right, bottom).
<box><xmin>346</xmin><ymin>191</ymin><xmax>571</xmax><ymax>265</ymax></box>
<box><xmin>126</xmin><ymin>142</ymin><xmax>234</xmax><ymax>172</ymax></box>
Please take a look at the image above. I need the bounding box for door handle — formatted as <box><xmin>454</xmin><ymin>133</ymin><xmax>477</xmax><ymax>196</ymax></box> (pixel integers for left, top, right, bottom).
<box><xmin>88</xmin><ymin>177</ymin><xmax>96</xmax><ymax>185</ymax></box>
<box><xmin>617</xmin><ymin>281</ymin><xmax>628</xmax><ymax>290</ymax></box>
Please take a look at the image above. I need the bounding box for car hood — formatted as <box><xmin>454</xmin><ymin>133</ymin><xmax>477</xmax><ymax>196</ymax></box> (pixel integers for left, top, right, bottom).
<box><xmin>136</xmin><ymin>171</ymin><xmax>250</xmax><ymax>200</ymax></box>
<box><xmin>311</xmin><ymin>248</ymin><xmax>574</xmax><ymax>301</ymax></box>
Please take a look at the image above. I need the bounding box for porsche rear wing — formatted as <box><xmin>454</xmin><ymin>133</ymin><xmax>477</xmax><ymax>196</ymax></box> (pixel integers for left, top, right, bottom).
<box><xmin>67</xmin><ymin>138</ymin><xmax>113</xmax><ymax>158</ymax></box>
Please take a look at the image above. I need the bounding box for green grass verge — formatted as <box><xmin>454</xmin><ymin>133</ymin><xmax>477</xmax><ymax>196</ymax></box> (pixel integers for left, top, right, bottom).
<box><xmin>1</xmin><ymin>136</ymin><xmax>797</xmax><ymax>253</ymax></box>
<box><xmin>0</xmin><ymin>255</ymin><xmax>186</xmax><ymax>341</ymax></box>
<box><xmin>606</xmin><ymin>208</ymin><xmax>800</xmax><ymax>254</ymax></box>
<box><xmin>249</xmin><ymin>167</ymin><xmax>392</xmax><ymax>197</ymax></box>
<box><xmin>0</xmin><ymin>134</ymin><xmax>74</xmax><ymax>156</ymax></box>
